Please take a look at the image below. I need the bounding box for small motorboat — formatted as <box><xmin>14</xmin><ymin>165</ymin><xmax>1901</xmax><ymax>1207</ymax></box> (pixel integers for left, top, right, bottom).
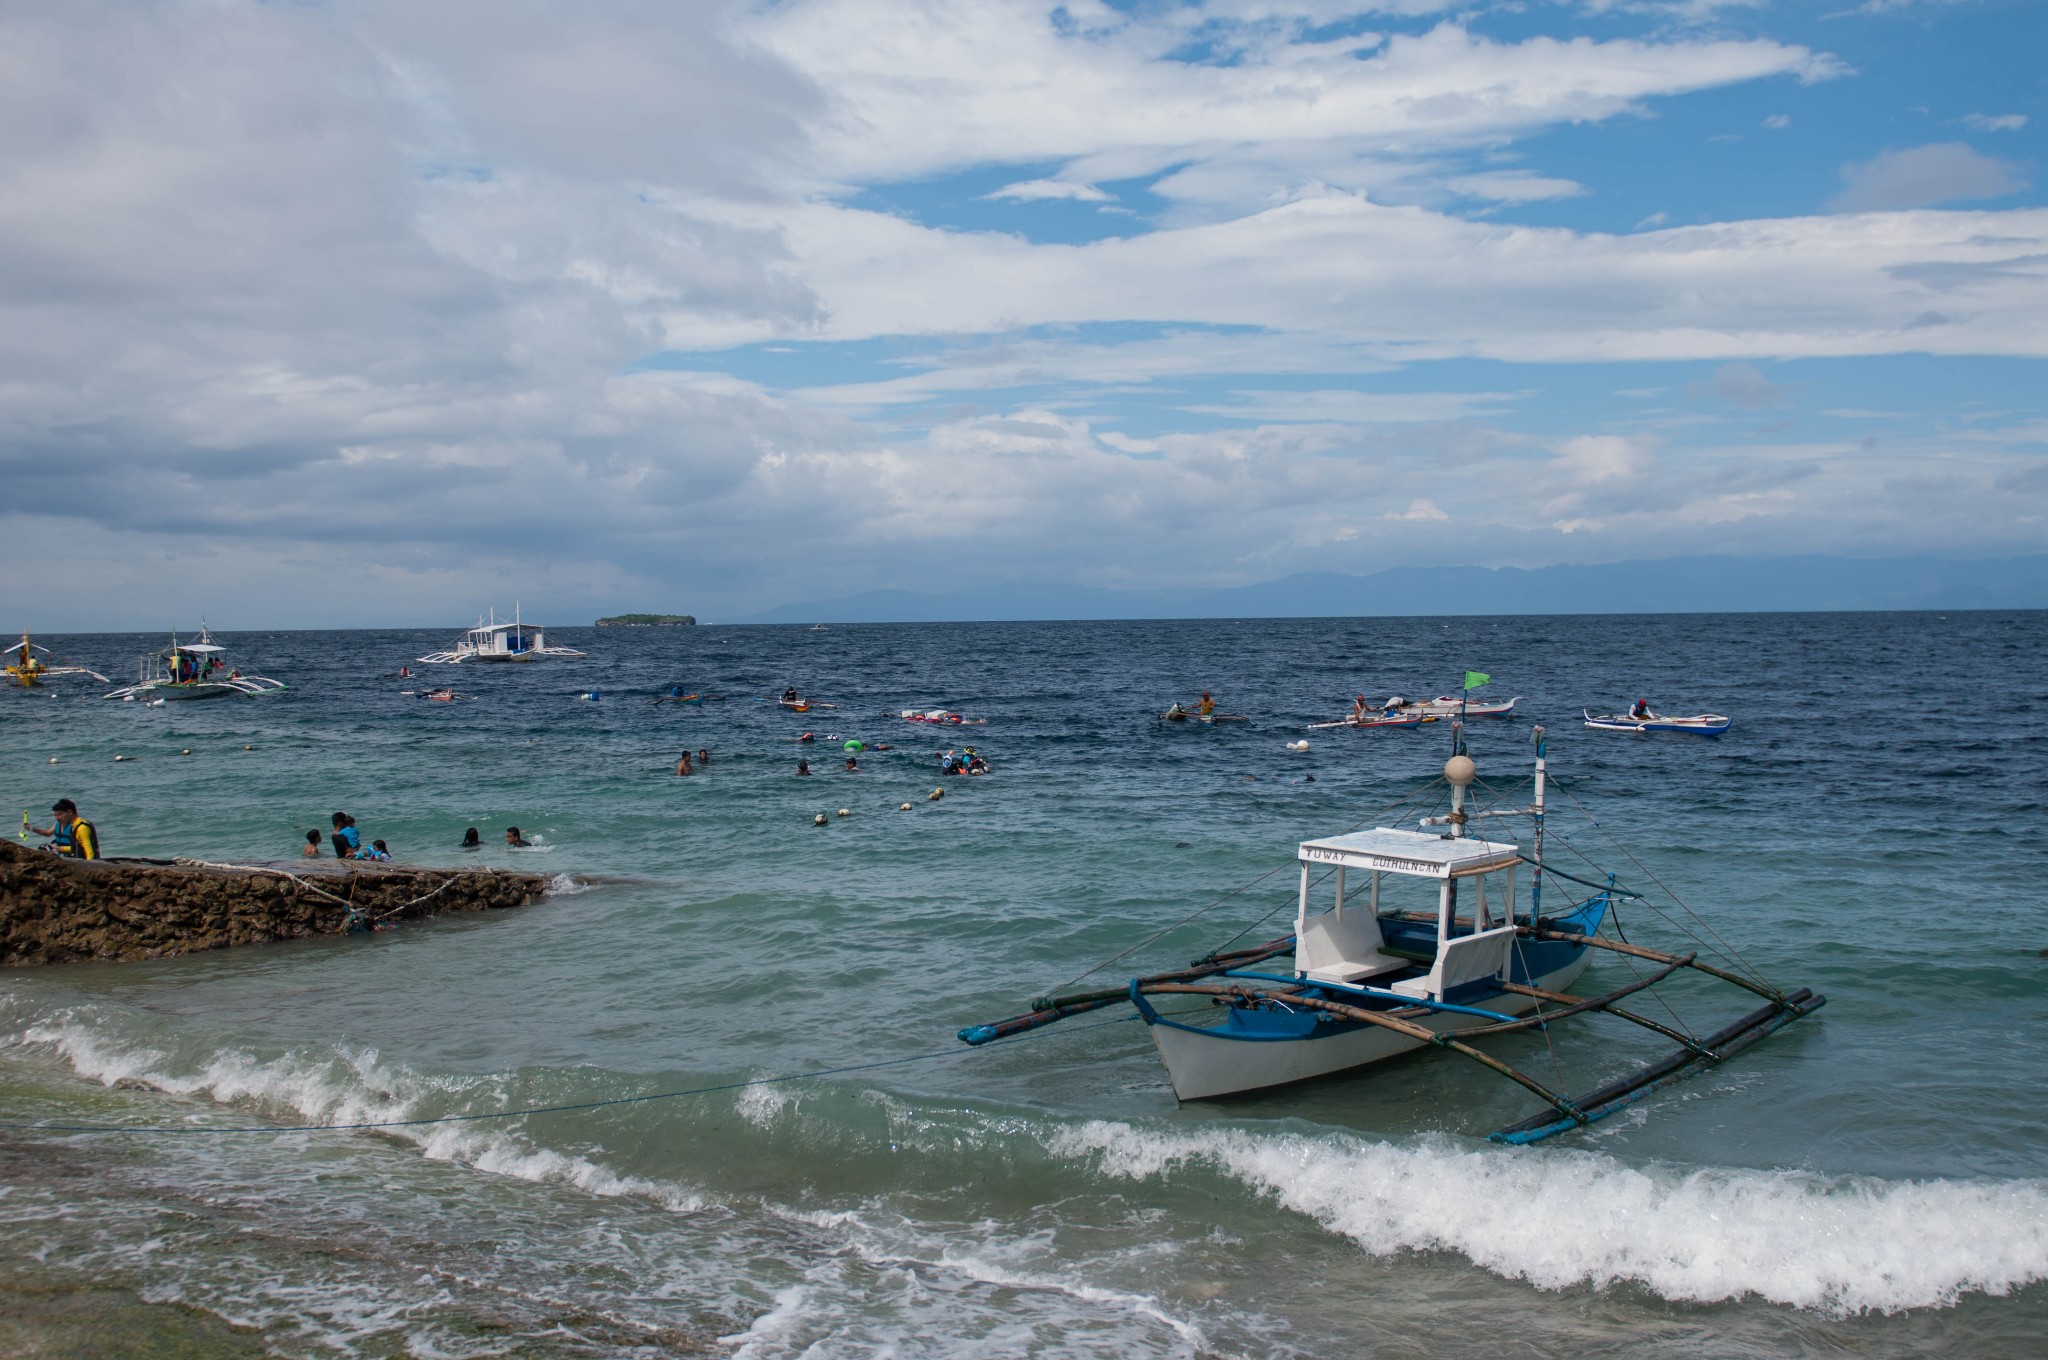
<box><xmin>1584</xmin><ymin>706</ymin><xmax>1731</xmax><ymax>736</ymax></box>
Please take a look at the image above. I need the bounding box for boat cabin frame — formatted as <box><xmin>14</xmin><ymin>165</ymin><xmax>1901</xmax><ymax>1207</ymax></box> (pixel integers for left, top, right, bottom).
<box><xmin>1294</xmin><ymin>827</ymin><xmax>1520</xmax><ymax>1002</ymax></box>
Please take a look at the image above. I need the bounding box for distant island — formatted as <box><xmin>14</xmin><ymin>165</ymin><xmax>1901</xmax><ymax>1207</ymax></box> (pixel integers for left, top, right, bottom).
<box><xmin>594</xmin><ymin>613</ymin><xmax>696</xmax><ymax>627</ymax></box>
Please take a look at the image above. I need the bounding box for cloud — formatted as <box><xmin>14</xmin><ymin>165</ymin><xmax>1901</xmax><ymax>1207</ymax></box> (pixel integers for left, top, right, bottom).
<box><xmin>0</xmin><ymin>0</ymin><xmax>2040</xmax><ymax>627</ymax></box>
<box><xmin>1831</xmin><ymin>143</ymin><xmax>2027</xmax><ymax>211</ymax></box>
<box><xmin>1689</xmin><ymin>362</ymin><xmax>1793</xmax><ymax>409</ymax></box>
<box><xmin>752</xmin><ymin>6</ymin><xmax>1843</xmax><ymax>211</ymax></box>
<box><xmin>1963</xmin><ymin>113</ymin><xmax>2027</xmax><ymax>133</ymax></box>
<box><xmin>984</xmin><ymin>179</ymin><xmax>1115</xmax><ymax>202</ymax></box>
<box><xmin>1442</xmin><ymin>171</ymin><xmax>1586</xmax><ymax>203</ymax></box>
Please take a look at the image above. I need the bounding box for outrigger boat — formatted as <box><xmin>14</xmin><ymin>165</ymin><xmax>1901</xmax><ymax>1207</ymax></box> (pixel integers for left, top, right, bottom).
<box><xmin>103</xmin><ymin>625</ymin><xmax>284</xmax><ymax>701</ymax></box>
<box><xmin>961</xmin><ymin>725</ymin><xmax>1823</xmax><ymax>1143</ymax></box>
<box><xmin>1585</xmin><ymin>706</ymin><xmax>1731</xmax><ymax>736</ymax></box>
<box><xmin>419</xmin><ymin>607</ymin><xmax>585</xmax><ymax>664</ymax></box>
<box><xmin>6</xmin><ymin>633</ymin><xmax>107</xmax><ymax>688</ymax></box>
<box><xmin>1308</xmin><ymin>712</ymin><xmax>1435</xmax><ymax>731</ymax></box>
<box><xmin>1162</xmin><ymin>705</ymin><xmax>1250</xmax><ymax>724</ymax></box>
<box><xmin>901</xmin><ymin>708</ymin><xmax>986</xmax><ymax>725</ymax></box>
<box><xmin>1383</xmin><ymin>694</ymin><xmax>1519</xmax><ymax>720</ymax></box>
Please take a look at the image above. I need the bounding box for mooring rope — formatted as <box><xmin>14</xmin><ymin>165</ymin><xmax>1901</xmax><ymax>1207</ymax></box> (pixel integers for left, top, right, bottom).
<box><xmin>167</xmin><ymin>858</ymin><xmax>531</xmax><ymax>920</ymax></box>
<box><xmin>0</xmin><ymin>1013</ymin><xmax>1156</xmax><ymax>1138</ymax></box>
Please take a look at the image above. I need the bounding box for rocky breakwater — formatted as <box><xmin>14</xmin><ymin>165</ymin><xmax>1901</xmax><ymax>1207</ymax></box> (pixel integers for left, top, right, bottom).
<box><xmin>0</xmin><ymin>840</ymin><xmax>564</xmax><ymax>966</ymax></box>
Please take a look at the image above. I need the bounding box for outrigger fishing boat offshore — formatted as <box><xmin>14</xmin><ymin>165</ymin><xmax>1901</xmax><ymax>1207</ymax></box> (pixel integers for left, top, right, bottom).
<box><xmin>5</xmin><ymin>632</ymin><xmax>107</xmax><ymax>689</ymax></box>
<box><xmin>959</xmin><ymin>723</ymin><xmax>1823</xmax><ymax>1143</ymax></box>
<box><xmin>103</xmin><ymin>625</ymin><xmax>283</xmax><ymax>702</ymax></box>
<box><xmin>419</xmin><ymin>607</ymin><xmax>586</xmax><ymax>664</ymax></box>
<box><xmin>1585</xmin><ymin>701</ymin><xmax>1733</xmax><ymax>736</ymax></box>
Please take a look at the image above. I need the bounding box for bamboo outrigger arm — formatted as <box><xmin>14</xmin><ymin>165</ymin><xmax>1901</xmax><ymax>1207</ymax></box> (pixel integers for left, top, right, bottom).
<box><xmin>956</xmin><ymin>935</ymin><xmax>1297</xmax><ymax>1046</ymax></box>
<box><xmin>1519</xmin><ymin>925</ymin><xmax>1788</xmax><ymax>1004</ymax></box>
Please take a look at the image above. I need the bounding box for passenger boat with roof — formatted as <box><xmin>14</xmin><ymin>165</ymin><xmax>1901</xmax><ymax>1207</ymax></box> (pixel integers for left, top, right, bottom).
<box><xmin>960</xmin><ymin>724</ymin><xmax>1822</xmax><ymax>1143</ymax></box>
<box><xmin>418</xmin><ymin>607</ymin><xmax>586</xmax><ymax>664</ymax></box>
<box><xmin>103</xmin><ymin>625</ymin><xmax>284</xmax><ymax>701</ymax></box>
<box><xmin>6</xmin><ymin>632</ymin><xmax>107</xmax><ymax>688</ymax></box>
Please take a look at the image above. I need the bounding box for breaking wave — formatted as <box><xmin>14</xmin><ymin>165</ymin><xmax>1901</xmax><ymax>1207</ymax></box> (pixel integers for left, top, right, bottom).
<box><xmin>1049</xmin><ymin>1120</ymin><xmax>2048</xmax><ymax>1315</ymax></box>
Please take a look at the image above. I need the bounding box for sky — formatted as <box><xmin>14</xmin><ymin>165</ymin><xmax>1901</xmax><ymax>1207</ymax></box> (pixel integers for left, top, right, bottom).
<box><xmin>2</xmin><ymin>0</ymin><xmax>2043</xmax><ymax>628</ymax></box>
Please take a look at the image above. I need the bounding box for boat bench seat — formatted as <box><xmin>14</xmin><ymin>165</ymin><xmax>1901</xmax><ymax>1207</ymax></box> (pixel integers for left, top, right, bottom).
<box><xmin>1305</xmin><ymin>952</ymin><xmax>1412</xmax><ymax>984</ymax></box>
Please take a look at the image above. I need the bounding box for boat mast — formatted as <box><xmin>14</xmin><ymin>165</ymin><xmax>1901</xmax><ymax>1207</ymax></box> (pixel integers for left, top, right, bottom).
<box><xmin>1529</xmin><ymin>723</ymin><xmax>1546</xmax><ymax>924</ymax></box>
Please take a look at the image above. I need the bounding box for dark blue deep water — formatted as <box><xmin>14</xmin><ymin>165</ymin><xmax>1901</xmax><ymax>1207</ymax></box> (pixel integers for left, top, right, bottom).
<box><xmin>2</xmin><ymin>611</ymin><xmax>2045</xmax><ymax>1357</ymax></box>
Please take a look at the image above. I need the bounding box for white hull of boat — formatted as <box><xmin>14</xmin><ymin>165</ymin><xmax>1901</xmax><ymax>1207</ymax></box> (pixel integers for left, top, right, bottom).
<box><xmin>1148</xmin><ymin>949</ymin><xmax>1593</xmax><ymax>1101</ymax></box>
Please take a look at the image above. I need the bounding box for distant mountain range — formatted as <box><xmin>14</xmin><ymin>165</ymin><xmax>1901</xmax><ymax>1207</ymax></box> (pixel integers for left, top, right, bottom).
<box><xmin>727</xmin><ymin>555</ymin><xmax>2048</xmax><ymax>624</ymax></box>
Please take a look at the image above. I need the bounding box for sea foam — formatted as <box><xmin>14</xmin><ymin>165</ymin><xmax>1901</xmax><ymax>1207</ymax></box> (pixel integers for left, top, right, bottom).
<box><xmin>1049</xmin><ymin>1120</ymin><xmax>2048</xmax><ymax>1315</ymax></box>
<box><xmin>20</xmin><ymin>1007</ymin><xmax>703</xmax><ymax>1213</ymax></box>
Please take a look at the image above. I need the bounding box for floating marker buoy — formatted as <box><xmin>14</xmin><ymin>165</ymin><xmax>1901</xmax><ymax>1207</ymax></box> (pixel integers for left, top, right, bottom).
<box><xmin>813</xmin><ymin>813</ymin><xmax>828</xmax><ymax>826</ymax></box>
<box><xmin>1287</xmin><ymin>739</ymin><xmax>1310</xmax><ymax>752</ymax></box>
<box><xmin>113</xmin><ymin>755</ymin><xmax>128</xmax><ymax>762</ymax></box>
<box><xmin>48</xmin><ymin>757</ymin><xmax>59</xmax><ymax>764</ymax></box>
<box><xmin>180</xmin><ymin>749</ymin><xmax>191</xmax><ymax>756</ymax></box>
<box><xmin>928</xmin><ymin>787</ymin><xmax>945</xmax><ymax>801</ymax></box>
<box><xmin>243</xmin><ymin>745</ymin><xmax>253</xmax><ymax>751</ymax></box>
<box><xmin>836</xmin><ymin>808</ymin><xmax>851</xmax><ymax>818</ymax></box>
<box><xmin>900</xmin><ymin>802</ymin><xmax>912</xmax><ymax>811</ymax></box>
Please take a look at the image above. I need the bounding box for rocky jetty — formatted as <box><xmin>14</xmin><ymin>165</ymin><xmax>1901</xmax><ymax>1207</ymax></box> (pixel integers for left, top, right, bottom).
<box><xmin>0</xmin><ymin>840</ymin><xmax>562</xmax><ymax>966</ymax></box>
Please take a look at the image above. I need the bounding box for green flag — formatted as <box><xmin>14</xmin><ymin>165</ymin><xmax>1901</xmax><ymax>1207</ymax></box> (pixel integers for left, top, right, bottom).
<box><xmin>1464</xmin><ymin>671</ymin><xmax>1491</xmax><ymax>691</ymax></box>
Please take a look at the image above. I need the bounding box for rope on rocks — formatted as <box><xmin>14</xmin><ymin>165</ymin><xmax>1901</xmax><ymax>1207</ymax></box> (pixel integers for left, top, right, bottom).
<box><xmin>166</xmin><ymin>859</ymin><xmax>542</xmax><ymax>921</ymax></box>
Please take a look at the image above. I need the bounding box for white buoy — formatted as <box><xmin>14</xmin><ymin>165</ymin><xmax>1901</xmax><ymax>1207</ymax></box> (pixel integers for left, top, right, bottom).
<box><xmin>48</xmin><ymin>757</ymin><xmax>59</xmax><ymax>764</ymax></box>
<box><xmin>113</xmin><ymin>755</ymin><xmax>128</xmax><ymax>762</ymax></box>
<box><xmin>1286</xmin><ymin>739</ymin><xmax>1309</xmax><ymax>752</ymax></box>
<box><xmin>243</xmin><ymin>744</ymin><xmax>254</xmax><ymax>751</ymax></box>
<box><xmin>180</xmin><ymin>749</ymin><xmax>191</xmax><ymax>756</ymax></box>
<box><xmin>928</xmin><ymin>787</ymin><xmax>945</xmax><ymax>801</ymax></box>
<box><xmin>899</xmin><ymin>802</ymin><xmax>912</xmax><ymax>811</ymax></box>
<box><xmin>813</xmin><ymin>813</ymin><xmax>828</xmax><ymax>826</ymax></box>
<box><xmin>836</xmin><ymin>808</ymin><xmax>851</xmax><ymax>818</ymax></box>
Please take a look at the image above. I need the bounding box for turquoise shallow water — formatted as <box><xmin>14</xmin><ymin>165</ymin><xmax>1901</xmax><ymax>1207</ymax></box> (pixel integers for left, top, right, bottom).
<box><xmin>2</xmin><ymin>613</ymin><xmax>2045</xmax><ymax>1357</ymax></box>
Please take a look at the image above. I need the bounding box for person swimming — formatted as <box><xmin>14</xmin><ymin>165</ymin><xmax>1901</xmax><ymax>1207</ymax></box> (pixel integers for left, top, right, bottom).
<box><xmin>460</xmin><ymin>827</ymin><xmax>481</xmax><ymax>850</ymax></box>
<box><xmin>363</xmin><ymin>838</ymin><xmax>392</xmax><ymax>862</ymax></box>
<box><xmin>302</xmin><ymin>830</ymin><xmax>322</xmax><ymax>858</ymax></box>
<box><xmin>843</xmin><ymin>756</ymin><xmax>861</xmax><ymax>772</ymax></box>
<box><xmin>675</xmin><ymin>751</ymin><xmax>693</xmax><ymax>776</ymax></box>
<box><xmin>505</xmin><ymin>826</ymin><xmax>532</xmax><ymax>847</ymax></box>
<box><xmin>696</xmin><ymin>748</ymin><xmax>710</xmax><ymax>767</ymax></box>
<box><xmin>795</xmin><ymin>759</ymin><xmax>812</xmax><ymax>776</ymax></box>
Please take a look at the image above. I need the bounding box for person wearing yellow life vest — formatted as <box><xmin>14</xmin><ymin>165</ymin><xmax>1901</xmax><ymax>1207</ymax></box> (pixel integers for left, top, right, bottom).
<box><xmin>30</xmin><ymin>798</ymin><xmax>98</xmax><ymax>859</ymax></box>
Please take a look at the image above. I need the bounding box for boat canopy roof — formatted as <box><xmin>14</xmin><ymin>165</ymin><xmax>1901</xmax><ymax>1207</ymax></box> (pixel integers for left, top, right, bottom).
<box><xmin>173</xmin><ymin>642</ymin><xmax>226</xmax><ymax>653</ymax></box>
<box><xmin>1297</xmin><ymin>827</ymin><xmax>1520</xmax><ymax>879</ymax></box>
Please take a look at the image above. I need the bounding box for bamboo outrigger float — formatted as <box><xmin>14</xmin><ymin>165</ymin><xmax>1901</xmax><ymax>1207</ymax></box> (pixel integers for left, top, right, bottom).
<box><xmin>960</xmin><ymin>723</ymin><xmax>1825</xmax><ymax>1144</ymax></box>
